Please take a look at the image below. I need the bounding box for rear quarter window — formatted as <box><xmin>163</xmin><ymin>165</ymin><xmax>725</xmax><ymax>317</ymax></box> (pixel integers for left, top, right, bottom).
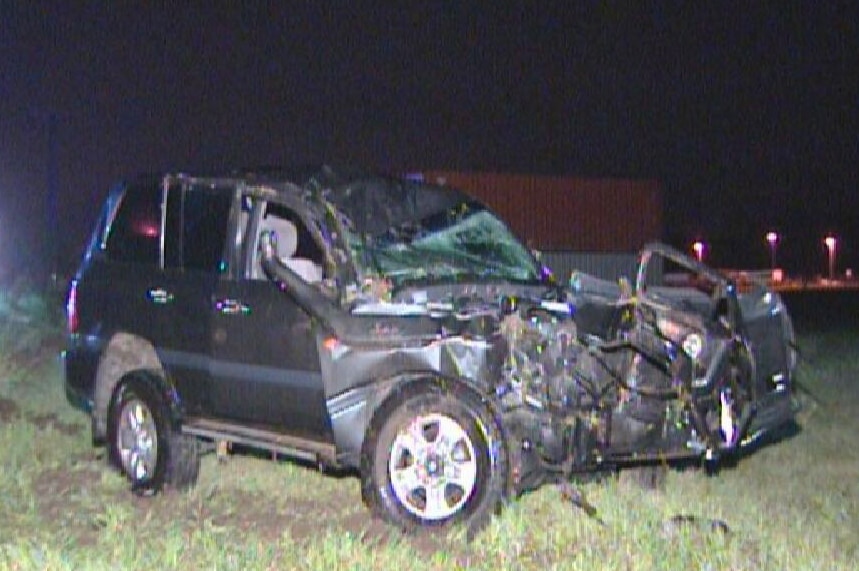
<box><xmin>103</xmin><ymin>182</ymin><xmax>163</xmax><ymax>265</ymax></box>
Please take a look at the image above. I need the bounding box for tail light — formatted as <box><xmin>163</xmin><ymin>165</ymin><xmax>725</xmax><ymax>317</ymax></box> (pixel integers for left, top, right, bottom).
<box><xmin>66</xmin><ymin>280</ymin><xmax>79</xmax><ymax>335</ymax></box>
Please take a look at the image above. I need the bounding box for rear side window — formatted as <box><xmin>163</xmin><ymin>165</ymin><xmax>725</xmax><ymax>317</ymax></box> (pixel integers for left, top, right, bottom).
<box><xmin>164</xmin><ymin>184</ymin><xmax>234</xmax><ymax>272</ymax></box>
<box><xmin>104</xmin><ymin>182</ymin><xmax>163</xmax><ymax>265</ymax></box>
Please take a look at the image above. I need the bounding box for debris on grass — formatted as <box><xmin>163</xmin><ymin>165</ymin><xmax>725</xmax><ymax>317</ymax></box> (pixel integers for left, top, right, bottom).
<box><xmin>558</xmin><ymin>481</ymin><xmax>605</xmax><ymax>526</ymax></box>
<box><xmin>661</xmin><ymin>514</ymin><xmax>730</xmax><ymax>538</ymax></box>
<box><xmin>0</xmin><ymin>396</ymin><xmax>20</xmax><ymax>422</ymax></box>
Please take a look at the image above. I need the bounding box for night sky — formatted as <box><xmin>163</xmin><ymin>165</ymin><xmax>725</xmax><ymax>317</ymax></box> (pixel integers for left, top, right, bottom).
<box><xmin>1</xmin><ymin>3</ymin><xmax>857</xmax><ymax>281</ymax></box>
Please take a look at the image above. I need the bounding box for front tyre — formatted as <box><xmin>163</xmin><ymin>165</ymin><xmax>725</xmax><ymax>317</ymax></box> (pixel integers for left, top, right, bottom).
<box><xmin>107</xmin><ymin>375</ymin><xmax>199</xmax><ymax>495</ymax></box>
<box><xmin>361</xmin><ymin>386</ymin><xmax>508</xmax><ymax>534</ymax></box>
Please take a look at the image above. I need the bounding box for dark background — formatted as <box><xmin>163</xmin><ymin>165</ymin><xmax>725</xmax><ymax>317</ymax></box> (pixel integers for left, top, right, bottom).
<box><xmin>1</xmin><ymin>2</ymin><xmax>857</xmax><ymax>281</ymax></box>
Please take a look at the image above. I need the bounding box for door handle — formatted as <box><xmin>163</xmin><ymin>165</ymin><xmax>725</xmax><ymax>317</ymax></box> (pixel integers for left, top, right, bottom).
<box><xmin>147</xmin><ymin>288</ymin><xmax>174</xmax><ymax>304</ymax></box>
<box><xmin>215</xmin><ymin>298</ymin><xmax>250</xmax><ymax>315</ymax></box>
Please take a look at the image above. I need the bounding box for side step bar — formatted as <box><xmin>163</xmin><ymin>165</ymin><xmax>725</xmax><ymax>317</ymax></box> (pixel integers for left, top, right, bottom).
<box><xmin>182</xmin><ymin>418</ymin><xmax>337</xmax><ymax>466</ymax></box>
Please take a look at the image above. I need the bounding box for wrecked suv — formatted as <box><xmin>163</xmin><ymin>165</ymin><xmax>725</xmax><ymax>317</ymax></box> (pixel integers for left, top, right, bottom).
<box><xmin>65</xmin><ymin>166</ymin><xmax>798</xmax><ymax>532</ymax></box>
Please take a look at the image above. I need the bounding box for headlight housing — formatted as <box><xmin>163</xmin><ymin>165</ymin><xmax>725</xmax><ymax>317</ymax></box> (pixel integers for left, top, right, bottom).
<box><xmin>681</xmin><ymin>333</ymin><xmax>704</xmax><ymax>360</ymax></box>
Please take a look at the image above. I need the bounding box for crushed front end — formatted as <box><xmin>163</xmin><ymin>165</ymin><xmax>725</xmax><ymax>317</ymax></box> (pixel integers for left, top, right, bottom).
<box><xmin>488</xmin><ymin>243</ymin><xmax>798</xmax><ymax>494</ymax></box>
<box><xmin>260</xmin><ymin>170</ymin><xmax>797</xmax><ymax>497</ymax></box>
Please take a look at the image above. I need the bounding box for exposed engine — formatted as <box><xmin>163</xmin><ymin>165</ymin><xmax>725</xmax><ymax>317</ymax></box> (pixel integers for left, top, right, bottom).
<box><xmin>489</xmin><ymin>288</ymin><xmax>749</xmax><ymax>493</ymax></box>
<box><xmin>487</xmin><ymin>295</ymin><xmax>606</xmax><ymax>490</ymax></box>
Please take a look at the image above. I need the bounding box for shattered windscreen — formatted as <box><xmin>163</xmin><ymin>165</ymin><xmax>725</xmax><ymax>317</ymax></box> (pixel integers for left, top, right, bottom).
<box><xmin>348</xmin><ymin>199</ymin><xmax>540</xmax><ymax>285</ymax></box>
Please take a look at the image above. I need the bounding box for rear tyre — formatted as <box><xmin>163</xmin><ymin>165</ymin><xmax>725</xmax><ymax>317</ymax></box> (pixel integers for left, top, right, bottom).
<box><xmin>361</xmin><ymin>385</ymin><xmax>507</xmax><ymax>535</ymax></box>
<box><xmin>107</xmin><ymin>375</ymin><xmax>199</xmax><ymax>495</ymax></box>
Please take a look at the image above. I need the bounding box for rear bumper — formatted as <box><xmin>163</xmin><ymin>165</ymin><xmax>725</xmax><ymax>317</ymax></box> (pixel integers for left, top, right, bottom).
<box><xmin>64</xmin><ymin>379</ymin><xmax>93</xmax><ymax>414</ymax></box>
<box><xmin>62</xmin><ymin>336</ymin><xmax>99</xmax><ymax>414</ymax></box>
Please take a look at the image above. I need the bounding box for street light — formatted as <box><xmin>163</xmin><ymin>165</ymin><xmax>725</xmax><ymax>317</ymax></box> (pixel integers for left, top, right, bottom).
<box><xmin>692</xmin><ymin>240</ymin><xmax>704</xmax><ymax>263</ymax></box>
<box><xmin>824</xmin><ymin>235</ymin><xmax>837</xmax><ymax>281</ymax></box>
<box><xmin>765</xmin><ymin>231</ymin><xmax>778</xmax><ymax>270</ymax></box>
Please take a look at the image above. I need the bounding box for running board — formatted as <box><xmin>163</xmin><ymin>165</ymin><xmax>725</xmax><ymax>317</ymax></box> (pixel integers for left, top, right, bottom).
<box><xmin>182</xmin><ymin>418</ymin><xmax>337</xmax><ymax>465</ymax></box>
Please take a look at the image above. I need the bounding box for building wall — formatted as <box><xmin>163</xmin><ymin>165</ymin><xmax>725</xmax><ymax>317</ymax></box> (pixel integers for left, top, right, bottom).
<box><xmin>540</xmin><ymin>250</ymin><xmax>640</xmax><ymax>284</ymax></box>
<box><xmin>420</xmin><ymin>171</ymin><xmax>662</xmax><ymax>254</ymax></box>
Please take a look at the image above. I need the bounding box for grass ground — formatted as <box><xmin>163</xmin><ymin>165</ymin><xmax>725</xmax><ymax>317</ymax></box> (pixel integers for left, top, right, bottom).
<box><xmin>1</xmin><ymin>287</ymin><xmax>857</xmax><ymax>570</ymax></box>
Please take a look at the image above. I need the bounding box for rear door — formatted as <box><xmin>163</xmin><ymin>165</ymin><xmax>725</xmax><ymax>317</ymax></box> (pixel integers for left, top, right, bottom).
<box><xmin>156</xmin><ymin>181</ymin><xmax>236</xmax><ymax>416</ymax></box>
<box><xmin>86</xmin><ymin>180</ymin><xmax>164</xmax><ymax>337</ymax></box>
<box><xmin>75</xmin><ymin>180</ymin><xmax>168</xmax><ymax>394</ymax></box>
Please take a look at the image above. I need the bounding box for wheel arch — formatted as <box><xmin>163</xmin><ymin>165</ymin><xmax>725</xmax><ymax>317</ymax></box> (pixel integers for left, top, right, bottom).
<box><xmin>92</xmin><ymin>332</ymin><xmax>170</xmax><ymax>442</ymax></box>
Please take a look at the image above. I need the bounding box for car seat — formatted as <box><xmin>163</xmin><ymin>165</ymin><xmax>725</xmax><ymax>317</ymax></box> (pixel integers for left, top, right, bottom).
<box><xmin>258</xmin><ymin>216</ymin><xmax>323</xmax><ymax>283</ymax></box>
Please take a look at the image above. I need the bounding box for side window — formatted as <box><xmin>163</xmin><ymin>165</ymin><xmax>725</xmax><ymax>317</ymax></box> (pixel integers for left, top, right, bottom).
<box><xmin>255</xmin><ymin>203</ymin><xmax>325</xmax><ymax>282</ymax></box>
<box><xmin>104</xmin><ymin>182</ymin><xmax>163</xmax><ymax>265</ymax></box>
<box><xmin>181</xmin><ymin>186</ymin><xmax>234</xmax><ymax>272</ymax></box>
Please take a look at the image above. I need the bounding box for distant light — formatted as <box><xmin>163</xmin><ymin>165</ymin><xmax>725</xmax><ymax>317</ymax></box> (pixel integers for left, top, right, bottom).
<box><xmin>692</xmin><ymin>241</ymin><xmax>705</xmax><ymax>262</ymax></box>
<box><xmin>766</xmin><ymin>232</ymin><xmax>778</xmax><ymax>270</ymax></box>
<box><xmin>824</xmin><ymin>235</ymin><xmax>837</xmax><ymax>280</ymax></box>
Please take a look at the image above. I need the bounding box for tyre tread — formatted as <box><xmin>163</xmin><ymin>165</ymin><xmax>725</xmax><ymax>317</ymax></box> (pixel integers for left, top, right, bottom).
<box><xmin>107</xmin><ymin>374</ymin><xmax>199</xmax><ymax>495</ymax></box>
<box><xmin>360</xmin><ymin>381</ymin><xmax>507</xmax><ymax>537</ymax></box>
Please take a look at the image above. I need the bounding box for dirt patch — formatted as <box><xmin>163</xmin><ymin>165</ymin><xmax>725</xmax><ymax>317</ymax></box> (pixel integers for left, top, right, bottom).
<box><xmin>179</xmin><ymin>487</ymin><xmax>382</xmax><ymax>544</ymax></box>
<box><xmin>0</xmin><ymin>396</ymin><xmax>20</xmax><ymax>422</ymax></box>
<box><xmin>28</xmin><ymin>412</ymin><xmax>84</xmax><ymax>436</ymax></box>
<box><xmin>170</xmin><ymin>488</ymin><xmax>300</xmax><ymax>542</ymax></box>
<box><xmin>31</xmin><ymin>459</ymin><xmax>467</xmax><ymax>558</ymax></box>
<box><xmin>185</xmin><ymin>486</ymin><xmax>469</xmax><ymax>558</ymax></box>
<box><xmin>0</xmin><ymin>396</ymin><xmax>84</xmax><ymax>435</ymax></box>
<box><xmin>32</xmin><ymin>456</ymin><xmax>110</xmax><ymax>546</ymax></box>
<box><xmin>32</xmin><ymin>462</ymin><xmax>365</xmax><ymax>546</ymax></box>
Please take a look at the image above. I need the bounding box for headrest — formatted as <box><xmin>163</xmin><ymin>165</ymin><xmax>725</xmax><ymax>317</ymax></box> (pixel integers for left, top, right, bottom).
<box><xmin>261</xmin><ymin>216</ymin><xmax>298</xmax><ymax>258</ymax></box>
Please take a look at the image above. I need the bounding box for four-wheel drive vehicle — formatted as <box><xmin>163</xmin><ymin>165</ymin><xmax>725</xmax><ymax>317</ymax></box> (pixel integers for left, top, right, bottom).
<box><xmin>65</xmin><ymin>166</ymin><xmax>798</xmax><ymax>532</ymax></box>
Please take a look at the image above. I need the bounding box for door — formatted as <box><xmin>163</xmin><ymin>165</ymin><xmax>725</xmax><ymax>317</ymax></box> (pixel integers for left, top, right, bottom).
<box><xmin>155</xmin><ymin>181</ymin><xmax>236</xmax><ymax>415</ymax></box>
<box><xmin>209</xmin><ymin>198</ymin><xmax>331</xmax><ymax>439</ymax></box>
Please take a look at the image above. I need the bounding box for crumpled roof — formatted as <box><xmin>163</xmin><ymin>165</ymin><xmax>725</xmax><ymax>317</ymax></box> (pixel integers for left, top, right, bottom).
<box><xmin>310</xmin><ymin>166</ymin><xmax>474</xmax><ymax>237</ymax></box>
